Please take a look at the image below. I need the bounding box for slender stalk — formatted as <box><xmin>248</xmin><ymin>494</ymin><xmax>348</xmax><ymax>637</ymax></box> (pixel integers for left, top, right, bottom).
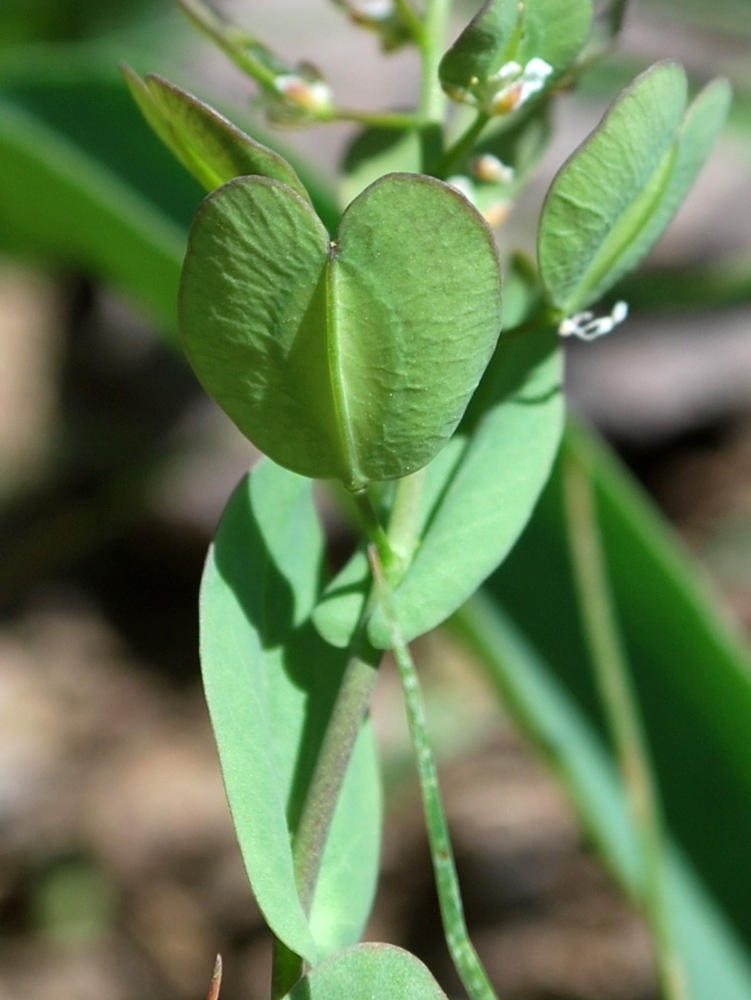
<box><xmin>272</xmin><ymin>614</ymin><xmax>382</xmax><ymax>999</ymax></box>
<box><xmin>394</xmin><ymin>0</ymin><xmax>426</xmax><ymax>45</ymax></box>
<box><xmin>272</xmin><ymin>497</ymin><xmax>394</xmax><ymax>998</ymax></box>
<box><xmin>176</xmin><ymin>0</ymin><xmax>278</xmax><ymax>90</ymax></box>
<box><xmin>387</xmin><ymin>468</ymin><xmax>426</xmax><ymax>569</ymax></box>
<box><xmin>291</xmin><ymin>634</ymin><xmax>381</xmax><ymax>912</ymax></box>
<box><xmin>433</xmin><ymin>111</ymin><xmax>490</xmax><ymax>179</ymax></box>
<box><xmin>562</xmin><ymin>453</ymin><xmax>688</xmax><ymax>1000</ymax></box>
<box><xmin>353</xmin><ymin>489</ymin><xmax>399</xmax><ymax>577</ymax></box>
<box><xmin>418</xmin><ymin>0</ymin><xmax>452</xmax><ymax>126</ymax></box>
<box><xmin>369</xmin><ymin>547</ymin><xmax>501</xmax><ymax>1000</ymax></box>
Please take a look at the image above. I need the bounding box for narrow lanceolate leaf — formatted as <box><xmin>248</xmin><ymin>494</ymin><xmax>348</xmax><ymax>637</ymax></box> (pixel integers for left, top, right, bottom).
<box><xmin>201</xmin><ymin>460</ymin><xmax>381</xmax><ymax>963</ymax></box>
<box><xmin>453</xmin><ymin>595</ymin><xmax>751</xmax><ymax>1000</ymax></box>
<box><xmin>440</xmin><ymin>0</ymin><xmax>592</xmax><ymax>109</ymax></box>
<box><xmin>284</xmin><ymin>944</ymin><xmax>449</xmax><ymax>1000</ymax></box>
<box><xmin>490</xmin><ymin>420</ymin><xmax>751</xmax><ymax>949</ymax></box>
<box><xmin>538</xmin><ymin>63</ymin><xmax>731</xmax><ymax>313</ymax></box>
<box><xmin>122</xmin><ymin>68</ymin><xmax>310</xmax><ymax>198</ymax></box>
<box><xmin>314</xmin><ymin>325</ymin><xmax>564</xmax><ymax>648</ymax></box>
<box><xmin>180</xmin><ymin>173</ymin><xmax>502</xmax><ymax>491</ymax></box>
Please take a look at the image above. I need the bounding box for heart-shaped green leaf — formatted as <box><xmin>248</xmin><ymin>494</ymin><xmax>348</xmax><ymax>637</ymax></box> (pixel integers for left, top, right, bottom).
<box><xmin>538</xmin><ymin>63</ymin><xmax>731</xmax><ymax>313</ymax></box>
<box><xmin>122</xmin><ymin>67</ymin><xmax>309</xmax><ymax>198</ymax></box>
<box><xmin>284</xmin><ymin>944</ymin><xmax>448</xmax><ymax>1000</ymax></box>
<box><xmin>180</xmin><ymin>172</ymin><xmax>502</xmax><ymax>491</ymax></box>
<box><xmin>201</xmin><ymin>460</ymin><xmax>381</xmax><ymax>963</ymax></box>
<box><xmin>440</xmin><ymin>0</ymin><xmax>592</xmax><ymax>112</ymax></box>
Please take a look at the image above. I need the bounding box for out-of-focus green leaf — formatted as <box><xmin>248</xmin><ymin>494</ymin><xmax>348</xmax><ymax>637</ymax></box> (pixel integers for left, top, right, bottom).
<box><xmin>488</xmin><ymin>419</ymin><xmax>751</xmax><ymax>947</ymax></box>
<box><xmin>122</xmin><ymin>68</ymin><xmax>310</xmax><ymax>198</ymax></box>
<box><xmin>539</xmin><ymin>64</ymin><xmax>730</xmax><ymax>313</ymax></box>
<box><xmin>0</xmin><ymin>92</ymin><xmax>186</xmax><ymax>336</ymax></box>
<box><xmin>180</xmin><ymin>173</ymin><xmax>502</xmax><ymax>491</ymax></box>
<box><xmin>314</xmin><ymin>326</ymin><xmax>563</xmax><ymax>648</ymax></box>
<box><xmin>452</xmin><ymin>594</ymin><xmax>751</xmax><ymax>1000</ymax></box>
<box><xmin>284</xmin><ymin>944</ymin><xmax>448</xmax><ymax>1000</ymax></box>
<box><xmin>340</xmin><ymin>126</ymin><xmax>420</xmax><ymax>208</ymax></box>
<box><xmin>201</xmin><ymin>460</ymin><xmax>381</xmax><ymax>963</ymax></box>
<box><xmin>615</xmin><ymin>255</ymin><xmax>751</xmax><ymax>312</ymax></box>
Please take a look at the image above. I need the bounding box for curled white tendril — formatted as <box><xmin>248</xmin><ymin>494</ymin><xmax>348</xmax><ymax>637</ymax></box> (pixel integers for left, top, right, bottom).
<box><xmin>559</xmin><ymin>301</ymin><xmax>629</xmax><ymax>341</ymax></box>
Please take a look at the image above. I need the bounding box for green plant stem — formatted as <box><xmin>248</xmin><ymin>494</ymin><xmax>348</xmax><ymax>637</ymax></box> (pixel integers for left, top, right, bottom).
<box><xmin>434</xmin><ymin>111</ymin><xmax>490</xmax><ymax>178</ymax></box>
<box><xmin>273</xmin><ymin>498</ymin><xmax>394</xmax><ymax>999</ymax></box>
<box><xmin>176</xmin><ymin>0</ymin><xmax>278</xmax><ymax>90</ymax></box>
<box><xmin>394</xmin><ymin>0</ymin><xmax>426</xmax><ymax>45</ymax></box>
<box><xmin>387</xmin><ymin>468</ymin><xmax>426</xmax><ymax>570</ymax></box>
<box><xmin>562</xmin><ymin>452</ymin><xmax>688</xmax><ymax>1000</ymax></box>
<box><xmin>272</xmin><ymin>620</ymin><xmax>382</xmax><ymax>998</ymax></box>
<box><xmin>369</xmin><ymin>547</ymin><xmax>501</xmax><ymax>1000</ymax></box>
<box><xmin>418</xmin><ymin>0</ymin><xmax>451</xmax><ymax>126</ymax></box>
<box><xmin>353</xmin><ymin>489</ymin><xmax>399</xmax><ymax>577</ymax></box>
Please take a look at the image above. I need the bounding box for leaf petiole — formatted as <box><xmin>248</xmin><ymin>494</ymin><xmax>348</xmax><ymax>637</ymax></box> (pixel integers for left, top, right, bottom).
<box><xmin>433</xmin><ymin>112</ymin><xmax>490</xmax><ymax>179</ymax></box>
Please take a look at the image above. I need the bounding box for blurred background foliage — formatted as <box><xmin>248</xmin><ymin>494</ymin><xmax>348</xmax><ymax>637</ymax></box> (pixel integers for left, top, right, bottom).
<box><xmin>0</xmin><ymin>2</ymin><xmax>750</xmax><ymax>999</ymax></box>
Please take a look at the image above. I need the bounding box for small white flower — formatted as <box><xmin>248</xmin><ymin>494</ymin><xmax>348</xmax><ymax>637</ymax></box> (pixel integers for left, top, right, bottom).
<box><xmin>471</xmin><ymin>154</ymin><xmax>514</xmax><ymax>185</ymax></box>
<box><xmin>559</xmin><ymin>301</ymin><xmax>629</xmax><ymax>341</ymax></box>
<box><xmin>274</xmin><ymin>74</ymin><xmax>332</xmax><ymax>113</ymax></box>
<box><xmin>490</xmin><ymin>57</ymin><xmax>553</xmax><ymax>114</ymax></box>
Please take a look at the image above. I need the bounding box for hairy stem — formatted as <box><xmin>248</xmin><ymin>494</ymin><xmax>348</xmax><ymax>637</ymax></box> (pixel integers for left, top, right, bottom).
<box><xmin>369</xmin><ymin>547</ymin><xmax>501</xmax><ymax>1000</ymax></box>
<box><xmin>563</xmin><ymin>452</ymin><xmax>688</xmax><ymax>1000</ymax></box>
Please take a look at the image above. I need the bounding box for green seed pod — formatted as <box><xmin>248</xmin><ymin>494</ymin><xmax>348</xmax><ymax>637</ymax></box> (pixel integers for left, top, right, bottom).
<box><xmin>179</xmin><ymin>172</ymin><xmax>502</xmax><ymax>491</ymax></box>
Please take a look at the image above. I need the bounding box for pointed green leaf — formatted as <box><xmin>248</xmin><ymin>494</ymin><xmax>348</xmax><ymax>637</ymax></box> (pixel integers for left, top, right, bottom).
<box><xmin>314</xmin><ymin>326</ymin><xmax>563</xmax><ymax>648</ymax></box>
<box><xmin>539</xmin><ymin>63</ymin><xmax>731</xmax><ymax>313</ymax></box>
<box><xmin>284</xmin><ymin>944</ymin><xmax>448</xmax><ymax>1000</ymax></box>
<box><xmin>179</xmin><ymin>172</ymin><xmax>502</xmax><ymax>491</ymax></box>
<box><xmin>122</xmin><ymin>68</ymin><xmax>310</xmax><ymax>198</ymax></box>
<box><xmin>201</xmin><ymin>459</ymin><xmax>381</xmax><ymax>962</ymax></box>
<box><xmin>440</xmin><ymin>0</ymin><xmax>592</xmax><ymax>110</ymax></box>
<box><xmin>613</xmin><ymin>76</ymin><xmax>732</xmax><ymax>283</ymax></box>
